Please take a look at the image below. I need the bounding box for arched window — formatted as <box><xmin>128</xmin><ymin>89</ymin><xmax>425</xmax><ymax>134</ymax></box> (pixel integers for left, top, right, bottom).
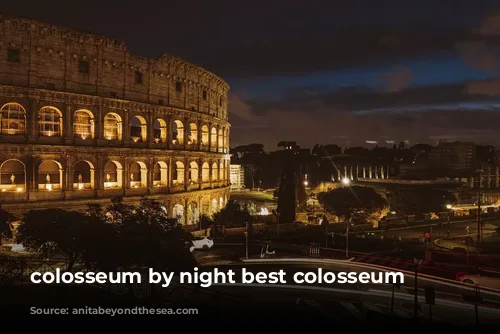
<box><xmin>153</xmin><ymin>119</ymin><xmax>167</xmax><ymax>143</ymax></box>
<box><xmin>0</xmin><ymin>103</ymin><xmax>26</xmax><ymax>135</ymax></box>
<box><xmin>130</xmin><ymin>116</ymin><xmax>147</xmax><ymax>143</ymax></box>
<box><xmin>74</xmin><ymin>110</ymin><xmax>94</xmax><ymax>139</ymax></box>
<box><xmin>39</xmin><ymin>107</ymin><xmax>62</xmax><ymax>137</ymax></box>
<box><xmin>103</xmin><ymin>113</ymin><xmax>122</xmax><ymax>140</ymax></box>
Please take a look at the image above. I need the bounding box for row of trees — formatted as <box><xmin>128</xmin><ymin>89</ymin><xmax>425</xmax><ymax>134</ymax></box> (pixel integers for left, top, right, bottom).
<box><xmin>0</xmin><ymin>197</ymin><xmax>196</xmax><ymax>273</ymax></box>
<box><xmin>317</xmin><ymin>185</ymin><xmax>458</xmax><ymax>225</ymax></box>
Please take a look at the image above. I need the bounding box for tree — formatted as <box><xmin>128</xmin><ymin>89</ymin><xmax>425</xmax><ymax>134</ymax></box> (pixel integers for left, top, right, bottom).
<box><xmin>212</xmin><ymin>200</ymin><xmax>252</xmax><ymax>228</ymax></box>
<box><xmin>0</xmin><ymin>208</ymin><xmax>15</xmax><ymax>245</ymax></box>
<box><xmin>391</xmin><ymin>188</ymin><xmax>457</xmax><ymax>215</ymax></box>
<box><xmin>296</xmin><ymin>176</ymin><xmax>307</xmax><ymax>212</ymax></box>
<box><xmin>17</xmin><ymin>209</ymin><xmax>89</xmax><ymax>270</ymax></box>
<box><xmin>318</xmin><ymin>186</ymin><xmax>389</xmax><ymax>226</ymax></box>
<box><xmin>276</xmin><ymin>162</ymin><xmax>297</xmax><ymax>223</ymax></box>
<box><xmin>199</xmin><ymin>214</ymin><xmax>212</xmax><ymax>230</ymax></box>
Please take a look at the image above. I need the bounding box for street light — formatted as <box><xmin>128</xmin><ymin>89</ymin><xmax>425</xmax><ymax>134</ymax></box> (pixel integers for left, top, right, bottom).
<box><xmin>342</xmin><ymin>177</ymin><xmax>350</xmax><ymax>186</ymax></box>
<box><xmin>444</xmin><ymin>204</ymin><xmax>452</xmax><ymax>238</ymax></box>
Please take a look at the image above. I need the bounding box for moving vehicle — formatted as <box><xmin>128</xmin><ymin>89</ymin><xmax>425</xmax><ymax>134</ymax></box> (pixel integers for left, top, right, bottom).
<box><xmin>191</xmin><ymin>236</ymin><xmax>214</xmax><ymax>251</ymax></box>
<box><xmin>457</xmin><ymin>268</ymin><xmax>500</xmax><ymax>290</ymax></box>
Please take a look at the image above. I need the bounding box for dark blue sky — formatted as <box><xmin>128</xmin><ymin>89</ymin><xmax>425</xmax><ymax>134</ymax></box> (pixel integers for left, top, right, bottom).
<box><xmin>3</xmin><ymin>0</ymin><xmax>500</xmax><ymax>149</ymax></box>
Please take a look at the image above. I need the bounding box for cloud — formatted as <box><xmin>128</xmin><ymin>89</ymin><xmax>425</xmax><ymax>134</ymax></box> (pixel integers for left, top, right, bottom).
<box><xmin>379</xmin><ymin>65</ymin><xmax>413</xmax><ymax>93</ymax></box>
<box><xmin>228</xmin><ymin>79</ymin><xmax>500</xmax><ymax>149</ymax></box>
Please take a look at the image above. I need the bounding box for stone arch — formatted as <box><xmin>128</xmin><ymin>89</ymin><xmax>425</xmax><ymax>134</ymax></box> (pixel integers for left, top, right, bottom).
<box><xmin>130</xmin><ymin>115</ymin><xmax>147</xmax><ymax>143</ymax></box>
<box><xmin>153</xmin><ymin>161</ymin><xmax>168</xmax><ymax>187</ymax></box>
<box><xmin>219</xmin><ymin>161</ymin><xmax>224</xmax><ymax>181</ymax></box>
<box><xmin>188</xmin><ymin>123</ymin><xmax>198</xmax><ymax>144</ymax></box>
<box><xmin>173</xmin><ymin>161</ymin><xmax>185</xmax><ymax>185</ymax></box>
<box><xmin>189</xmin><ymin>161</ymin><xmax>199</xmax><ymax>184</ymax></box>
<box><xmin>103</xmin><ymin>112</ymin><xmax>122</xmax><ymax>140</ymax></box>
<box><xmin>104</xmin><ymin>160</ymin><xmax>123</xmax><ymax>188</ymax></box>
<box><xmin>202</xmin><ymin>162</ymin><xmax>210</xmax><ymax>182</ymax></box>
<box><xmin>0</xmin><ymin>159</ymin><xmax>26</xmax><ymax>192</ymax></box>
<box><xmin>73</xmin><ymin>160</ymin><xmax>95</xmax><ymax>190</ymax></box>
<box><xmin>0</xmin><ymin>102</ymin><xmax>26</xmax><ymax>135</ymax></box>
<box><xmin>129</xmin><ymin>161</ymin><xmax>147</xmax><ymax>188</ymax></box>
<box><xmin>153</xmin><ymin>118</ymin><xmax>167</xmax><ymax>143</ymax></box>
<box><xmin>211</xmin><ymin>198</ymin><xmax>218</xmax><ymax>214</ymax></box>
<box><xmin>172</xmin><ymin>203</ymin><xmax>184</xmax><ymax>225</ymax></box>
<box><xmin>39</xmin><ymin>106</ymin><xmax>63</xmax><ymax>137</ymax></box>
<box><xmin>211</xmin><ymin>162</ymin><xmax>218</xmax><ymax>181</ymax></box>
<box><xmin>210</xmin><ymin>127</ymin><xmax>217</xmax><ymax>148</ymax></box>
<box><xmin>201</xmin><ymin>197</ymin><xmax>210</xmax><ymax>215</ymax></box>
<box><xmin>73</xmin><ymin>109</ymin><xmax>94</xmax><ymax>139</ymax></box>
<box><xmin>218</xmin><ymin>128</ymin><xmax>223</xmax><ymax>151</ymax></box>
<box><xmin>187</xmin><ymin>201</ymin><xmax>199</xmax><ymax>225</ymax></box>
<box><xmin>38</xmin><ymin>160</ymin><xmax>63</xmax><ymax>191</ymax></box>
<box><xmin>201</xmin><ymin>125</ymin><xmax>209</xmax><ymax>145</ymax></box>
<box><xmin>173</xmin><ymin>120</ymin><xmax>184</xmax><ymax>145</ymax></box>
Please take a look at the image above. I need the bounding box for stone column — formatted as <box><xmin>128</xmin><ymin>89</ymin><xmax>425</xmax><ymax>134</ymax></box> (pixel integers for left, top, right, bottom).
<box><xmin>375</xmin><ymin>166</ymin><xmax>379</xmax><ymax>179</ymax></box>
<box><xmin>362</xmin><ymin>166</ymin><xmax>366</xmax><ymax>178</ymax></box>
<box><xmin>369</xmin><ymin>166</ymin><xmax>372</xmax><ymax>179</ymax></box>
<box><xmin>380</xmin><ymin>166</ymin><xmax>385</xmax><ymax>179</ymax></box>
<box><xmin>184</xmin><ymin>157</ymin><xmax>189</xmax><ymax>191</ymax></box>
<box><xmin>64</xmin><ymin>104</ymin><xmax>73</xmax><ymax>144</ymax></box>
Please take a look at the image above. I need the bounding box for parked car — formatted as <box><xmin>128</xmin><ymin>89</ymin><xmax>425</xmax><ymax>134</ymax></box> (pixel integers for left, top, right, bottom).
<box><xmin>191</xmin><ymin>236</ymin><xmax>214</xmax><ymax>251</ymax></box>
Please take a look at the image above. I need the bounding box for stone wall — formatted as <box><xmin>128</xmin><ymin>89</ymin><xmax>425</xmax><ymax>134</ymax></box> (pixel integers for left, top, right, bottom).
<box><xmin>0</xmin><ymin>13</ymin><xmax>229</xmax><ymax>121</ymax></box>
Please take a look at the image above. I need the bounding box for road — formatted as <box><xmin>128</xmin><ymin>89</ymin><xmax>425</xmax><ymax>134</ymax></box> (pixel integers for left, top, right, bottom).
<box><xmin>195</xmin><ymin>262</ymin><xmax>500</xmax><ymax>326</ymax></box>
<box><xmin>369</xmin><ymin>219</ymin><xmax>500</xmax><ymax>240</ymax></box>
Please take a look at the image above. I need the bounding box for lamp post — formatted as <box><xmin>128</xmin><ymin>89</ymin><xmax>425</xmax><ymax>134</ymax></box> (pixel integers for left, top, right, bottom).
<box><xmin>445</xmin><ymin>204</ymin><xmax>452</xmax><ymax>238</ymax></box>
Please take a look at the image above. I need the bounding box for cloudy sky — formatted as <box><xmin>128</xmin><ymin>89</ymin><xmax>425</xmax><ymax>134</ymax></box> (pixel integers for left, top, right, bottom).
<box><xmin>4</xmin><ymin>0</ymin><xmax>500</xmax><ymax>149</ymax></box>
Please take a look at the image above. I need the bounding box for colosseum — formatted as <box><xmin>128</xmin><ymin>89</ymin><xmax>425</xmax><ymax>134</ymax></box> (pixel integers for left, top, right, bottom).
<box><xmin>0</xmin><ymin>14</ymin><xmax>231</xmax><ymax>226</ymax></box>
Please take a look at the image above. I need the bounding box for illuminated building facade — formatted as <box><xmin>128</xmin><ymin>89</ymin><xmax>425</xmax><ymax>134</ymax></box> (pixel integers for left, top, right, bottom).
<box><xmin>0</xmin><ymin>14</ymin><xmax>230</xmax><ymax>225</ymax></box>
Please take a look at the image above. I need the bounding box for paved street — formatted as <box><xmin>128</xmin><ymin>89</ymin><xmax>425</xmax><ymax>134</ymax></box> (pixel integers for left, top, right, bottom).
<box><xmin>198</xmin><ymin>262</ymin><xmax>500</xmax><ymax>326</ymax></box>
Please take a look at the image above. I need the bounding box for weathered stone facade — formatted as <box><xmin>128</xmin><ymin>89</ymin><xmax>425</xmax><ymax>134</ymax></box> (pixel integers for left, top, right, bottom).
<box><xmin>0</xmin><ymin>14</ymin><xmax>230</xmax><ymax>225</ymax></box>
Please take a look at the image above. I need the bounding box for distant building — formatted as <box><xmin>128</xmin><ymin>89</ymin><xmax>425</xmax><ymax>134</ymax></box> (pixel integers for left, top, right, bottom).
<box><xmin>428</xmin><ymin>141</ymin><xmax>476</xmax><ymax>173</ymax></box>
<box><xmin>230</xmin><ymin>165</ymin><xmax>245</xmax><ymax>190</ymax></box>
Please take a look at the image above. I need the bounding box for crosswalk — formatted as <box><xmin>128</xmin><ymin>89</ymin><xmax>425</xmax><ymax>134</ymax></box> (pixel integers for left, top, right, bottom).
<box><xmin>353</xmin><ymin>255</ymin><xmax>415</xmax><ymax>271</ymax></box>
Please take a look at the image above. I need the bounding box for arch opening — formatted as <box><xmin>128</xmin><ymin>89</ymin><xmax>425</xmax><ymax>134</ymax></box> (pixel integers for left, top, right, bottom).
<box><xmin>0</xmin><ymin>103</ymin><xmax>26</xmax><ymax>135</ymax></box>
<box><xmin>189</xmin><ymin>161</ymin><xmax>199</xmax><ymax>184</ymax></box>
<box><xmin>103</xmin><ymin>113</ymin><xmax>122</xmax><ymax>140</ymax></box>
<box><xmin>211</xmin><ymin>162</ymin><xmax>218</xmax><ymax>182</ymax></box>
<box><xmin>38</xmin><ymin>160</ymin><xmax>62</xmax><ymax>191</ymax></box>
<box><xmin>219</xmin><ymin>161</ymin><xmax>224</xmax><ymax>181</ymax></box>
<box><xmin>210</xmin><ymin>127</ymin><xmax>217</xmax><ymax>149</ymax></box>
<box><xmin>104</xmin><ymin>160</ymin><xmax>123</xmax><ymax>188</ymax></box>
<box><xmin>201</xmin><ymin>197</ymin><xmax>210</xmax><ymax>216</ymax></box>
<box><xmin>39</xmin><ymin>106</ymin><xmax>63</xmax><ymax>137</ymax></box>
<box><xmin>173</xmin><ymin>161</ymin><xmax>185</xmax><ymax>185</ymax></box>
<box><xmin>218</xmin><ymin>128</ymin><xmax>224</xmax><ymax>152</ymax></box>
<box><xmin>74</xmin><ymin>109</ymin><xmax>94</xmax><ymax>139</ymax></box>
<box><xmin>129</xmin><ymin>161</ymin><xmax>147</xmax><ymax>188</ymax></box>
<box><xmin>202</xmin><ymin>162</ymin><xmax>210</xmax><ymax>182</ymax></box>
<box><xmin>130</xmin><ymin>115</ymin><xmax>147</xmax><ymax>143</ymax></box>
<box><xmin>173</xmin><ymin>120</ymin><xmax>184</xmax><ymax>145</ymax></box>
<box><xmin>0</xmin><ymin>159</ymin><xmax>26</xmax><ymax>192</ymax></box>
<box><xmin>188</xmin><ymin>201</ymin><xmax>199</xmax><ymax>226</ymax></box>
<box><xmin>153</xmin><ymin>161</ymin><xmax>168</xmax><ymax>187</ymax></box>
<box><xmin>73</xmin><ymin>160</ymin><xmax>95</xmax><ymax>190</ymax></box>
<box><xmin>201</xmin><ymin>125</ymin><xmax>209</xmax><ymax>145</ymax></box>
<box><xmin>172</xmin><ymin>204</ymin><xmax>184</xmax><ymax>225</ymax></box>
<box><xmin>188</xmin><ymin>123</ymin><xmax>198</xmax><ymax>145</ymax></box>
<box><xmin>153</xmin><ymin>119</ymin><xmax>167</xmax><ymax>143</ymax></box>
<box><xmin>211</xmin><ymin>198</ymin><xmax>218</xmax><ymax>214</ymax></box>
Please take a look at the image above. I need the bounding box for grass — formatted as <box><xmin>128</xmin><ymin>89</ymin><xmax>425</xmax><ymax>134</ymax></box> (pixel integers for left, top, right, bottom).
<box><xmin>230</xmin><ymin>190</ymin><xmax>276</xmax><ymax>203</ymax></box>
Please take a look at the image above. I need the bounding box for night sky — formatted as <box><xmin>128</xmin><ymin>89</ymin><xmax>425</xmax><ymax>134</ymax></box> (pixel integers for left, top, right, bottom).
<box><xmin>3</xmin><ymin>0</ymin><xmax>500</xmax><ymax>149</ymax></box>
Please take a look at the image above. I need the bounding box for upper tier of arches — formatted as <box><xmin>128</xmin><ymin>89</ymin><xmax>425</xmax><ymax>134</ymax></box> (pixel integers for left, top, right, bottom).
<box><xmin>0</xmin><ymin>102</ymin><xmax>229</xmax><ymax>153</ymax></box>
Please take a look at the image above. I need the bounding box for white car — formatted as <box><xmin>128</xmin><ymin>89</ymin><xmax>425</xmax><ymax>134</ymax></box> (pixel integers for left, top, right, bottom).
<box><xmin>191</xmin><ymin>236</ymin><xmax>214</xmax><ymax>251</ymax></box>
<box><xmin>457</xmin><ymin>268</ymin><xmax>500</xmax><ymax>290</ymax></box>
